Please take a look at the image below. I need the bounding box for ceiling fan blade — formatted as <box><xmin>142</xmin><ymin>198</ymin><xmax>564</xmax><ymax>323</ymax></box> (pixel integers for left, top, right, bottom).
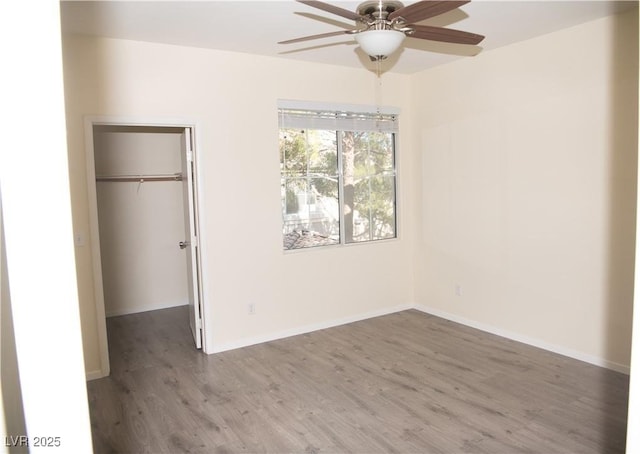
<box><xmin>297</xmin><ymin>0</ymin><xmax>363</xmax><ymax>22</ymax></box>
<box><xmin>389</xmin><ymin>0</ymin><xmax>470</xmax><ymax>24</ymax></box>
<box><xmin>279</xmin><ymin>30</ymin><xmax>352</xmax><ymax>45</ymax></box>
<box><xmin>408</xmin><ymin>24</ymin><xmax>484</xmax><ymax>45</ymax></box>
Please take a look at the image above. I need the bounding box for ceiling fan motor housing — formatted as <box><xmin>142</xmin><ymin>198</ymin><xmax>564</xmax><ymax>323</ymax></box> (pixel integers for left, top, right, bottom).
<box><xmin>356</xmin><ymin>0</ymin><xmax>405</xmax><ymax>20</ymax></box>
<box><xmin>354</xmin><ymin>1</ymin><xmax>408</xmax><ymax>59</ymax></box>
<box><xmin>356</xmin><ymin>0</ymin><xmax>404</xmax><ymax>30</ymax></box>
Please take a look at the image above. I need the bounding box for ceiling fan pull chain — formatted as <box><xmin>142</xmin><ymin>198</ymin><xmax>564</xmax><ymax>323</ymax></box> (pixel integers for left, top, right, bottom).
<box><xmin>374</xmin><ymin>60</ymin><xmax>383</xmax><ymax>116</ymax></box>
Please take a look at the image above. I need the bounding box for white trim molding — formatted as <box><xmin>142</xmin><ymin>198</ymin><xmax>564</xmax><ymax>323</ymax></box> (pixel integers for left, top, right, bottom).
<box><xmin>414</xmin><ymin>304</ymin><xmax>630</xmax><ymax>375</ymax></box>
<box><xmin>211</xmin><ymin>301</ymin><xmax>630</xmax><ymax>375</ymax></box>
<box><xmin>83</xmin><ymin>115</ymin><xmax>210</xmax><ymax>381</ymax></box>
<box><xmin>211</xmin><ymin>303</ymin><xmax>414</xmax><ymax>354</ymax></box>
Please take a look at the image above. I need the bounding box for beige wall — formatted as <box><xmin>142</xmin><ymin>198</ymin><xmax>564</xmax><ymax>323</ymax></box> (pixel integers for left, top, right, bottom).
<box><xmin>0</xmin><ymin>201</ymin><xmax>27</xmax><ymax>450</ymax></box>
<box><xmin>1</xmin><ymin>0</ymin><xmax>93</xmax><ymax>447</ymax></box>
<box><xmin>61</xmin><ymin>36</ymin><xmax>416</xmax><ymax>376</ymax></box>
<box><xmin>412</xmin><ymin>10</ymin><xmax>638</xmax><ymax>371</ymax></box>
<box><xmin>625</xmin><ymin>8</ymin><xmax>640</xmax><ymax>450</ymax></box>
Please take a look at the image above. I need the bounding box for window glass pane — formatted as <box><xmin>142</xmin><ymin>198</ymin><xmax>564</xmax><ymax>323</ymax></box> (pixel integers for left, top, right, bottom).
<box><xmin>282</xmin><ymin>177</ymin><xmax>340</xmax><ymax>250</ymax></box>
<box><xmin>281</xmin><ymin>129</ymin><xmax>340</xmax><ymax>250</ymax></box>
<box><xmin>370</xmin><ymin>175</ymin><xmax>396</xmax><ymax>241</ymax></box>
<box><xmin>346</xmin><ymin>175</ymin><xmax>396</xmax><ymax>243</ymax></box>
<box><xmin>353</xmin><ymin>131</ymin><xmax>394</xmax><ymax>176</ymax></box>
<box><xmin>282</xmin><ymin>177</ymin><xmax>306</xmax><ymax>216</ymax></box>
<box><xmin>342</xmin><ymin>131</ymin><xmax>396</xmax><ymax>244</ymax></box>
<box><xmin>280</xmin><ymin>108</ymin><xmax>397</xmax><ymax>250</ymax></box>
<box><xmin>280</xmin><ymin>129</ymin><xmax>307</xmax><ymax>176</ymax></box>
<box><xmin>307</xmin><ymin>130</ymin><xmax>338</xmax><ymax>175</ymax></box>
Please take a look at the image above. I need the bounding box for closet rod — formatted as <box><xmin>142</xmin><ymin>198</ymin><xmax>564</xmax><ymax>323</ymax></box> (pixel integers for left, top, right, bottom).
<box><xmin>96</xmin><ymin>173</ymin><xmax>183</xmax><ymax>183</ymax></box>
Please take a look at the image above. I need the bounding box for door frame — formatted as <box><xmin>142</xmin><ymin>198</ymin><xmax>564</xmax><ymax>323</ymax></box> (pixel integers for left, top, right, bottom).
<box><xmin>83</xmin><ymin>116</ymin><xmax>209</xmax><ymax>379</ymax></box>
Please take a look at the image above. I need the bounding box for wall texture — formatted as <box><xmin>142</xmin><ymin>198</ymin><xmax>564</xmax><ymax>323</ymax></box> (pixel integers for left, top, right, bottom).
<box><xmin>61</xmin><ymin>37</ymin><xmax>416</xmax><ymax>377</ymax></box>
<box><xmin>412</xmin><ymin>10</ymin><xmax>638</xmax><ymax>372</ymax></box>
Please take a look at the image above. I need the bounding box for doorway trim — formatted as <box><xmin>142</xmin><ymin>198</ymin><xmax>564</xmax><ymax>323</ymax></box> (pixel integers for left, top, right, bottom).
<box><xmin>83</xmin><ymin>116</ymin><xmax>209</xmax><ymax>380</ymax></box>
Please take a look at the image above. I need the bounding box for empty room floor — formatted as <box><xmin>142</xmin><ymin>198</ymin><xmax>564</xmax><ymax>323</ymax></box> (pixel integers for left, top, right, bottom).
<box><xmin>87</xmin><ymin>306</ymin><xmax>629</xmax><ymax>453</ymax></box>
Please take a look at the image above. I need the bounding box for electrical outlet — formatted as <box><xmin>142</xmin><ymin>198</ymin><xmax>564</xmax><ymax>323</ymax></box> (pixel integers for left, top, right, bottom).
<box><xmin>74</xmin><ymin>232</ymin><xmax>85</xmax><ymax>247</ymax></box>
<box><xmin>248</xmin><ymin>303</ymin><xmax>256</xmax><ymax>315</ymax></box>
<box><xmin>455</xmin><ymin>284</ymin><xmax>463</xmax><ymax>297</ymax></box>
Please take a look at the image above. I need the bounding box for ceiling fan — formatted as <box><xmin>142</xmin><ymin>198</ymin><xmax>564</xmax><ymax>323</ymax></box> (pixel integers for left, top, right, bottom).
<box><xmin>279</xmin><ymin>0</ymin><xmax>485</xmax><ymax>60</ymax></box>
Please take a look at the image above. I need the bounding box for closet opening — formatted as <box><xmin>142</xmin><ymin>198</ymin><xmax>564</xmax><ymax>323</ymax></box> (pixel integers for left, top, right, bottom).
<box><xmin>85</xmin><ymin>121</ymin><xmax>205</xmax><ymax>379</ymax></box>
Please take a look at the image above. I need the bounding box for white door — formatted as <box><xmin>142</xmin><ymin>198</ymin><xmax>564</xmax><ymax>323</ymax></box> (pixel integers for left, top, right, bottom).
<box><xmin>180</xmin><ymin>128</ymin><xmax>203</xmax><ymax>348</ymax></box>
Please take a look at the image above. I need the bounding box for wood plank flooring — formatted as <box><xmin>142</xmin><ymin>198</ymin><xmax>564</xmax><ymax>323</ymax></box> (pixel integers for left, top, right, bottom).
<box><xmin>87</xmin><ymin>307</ymin><xmax>629</xmax><ymax>453</ymax></box>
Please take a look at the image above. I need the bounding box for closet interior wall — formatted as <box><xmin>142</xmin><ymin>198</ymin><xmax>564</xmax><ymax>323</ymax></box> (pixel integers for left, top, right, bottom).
<box><xmin>94</xmin><ymin>125</ymin><xmax>189</xmax><ymax>317</ymax></box>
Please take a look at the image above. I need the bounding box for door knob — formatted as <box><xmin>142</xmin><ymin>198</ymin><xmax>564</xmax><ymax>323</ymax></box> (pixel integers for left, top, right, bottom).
<box><xmin>179</xmin><ymin>241</ymin><xmax>190</xmax><ymax>249</ymax></box>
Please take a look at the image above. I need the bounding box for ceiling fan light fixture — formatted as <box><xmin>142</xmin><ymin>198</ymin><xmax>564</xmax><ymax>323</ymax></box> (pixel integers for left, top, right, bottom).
<box><xmin>355</xmin><ymin>29</ymin><xmax>405</xmax><ymax>58</ymax></box>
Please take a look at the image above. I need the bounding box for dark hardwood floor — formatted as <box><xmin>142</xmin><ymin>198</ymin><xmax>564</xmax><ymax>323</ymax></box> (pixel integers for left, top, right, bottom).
<box><xmin>87</xmin><ymin>306</ymin><xmax>629</xmax><ymax>453</ymax></box>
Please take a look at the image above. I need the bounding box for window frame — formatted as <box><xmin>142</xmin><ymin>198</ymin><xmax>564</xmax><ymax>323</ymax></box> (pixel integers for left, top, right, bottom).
<box><xmin>278</xmin><ymin>100</ymin><xmax>400</xmax><ymax>252</ymax></box>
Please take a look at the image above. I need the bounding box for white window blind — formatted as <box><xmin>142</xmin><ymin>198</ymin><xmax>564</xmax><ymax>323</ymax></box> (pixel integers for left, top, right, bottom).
<box><xmin>278</xmin><ymin>108</ymin><xmax>399</xmax><ymax>133</ymax></box>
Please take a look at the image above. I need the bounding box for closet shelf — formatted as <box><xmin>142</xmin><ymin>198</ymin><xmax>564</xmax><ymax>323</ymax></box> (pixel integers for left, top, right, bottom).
<box><xmin>96</xmin><ymin>173</ymin><xmax>183</xmax><ymax>182</ymax></box>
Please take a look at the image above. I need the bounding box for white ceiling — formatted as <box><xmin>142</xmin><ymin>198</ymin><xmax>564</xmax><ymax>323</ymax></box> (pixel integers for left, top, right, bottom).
<box><xmin>60</xmin><ymin>0</ymin><xmax>638</xmax><ymax>74</ymax></box>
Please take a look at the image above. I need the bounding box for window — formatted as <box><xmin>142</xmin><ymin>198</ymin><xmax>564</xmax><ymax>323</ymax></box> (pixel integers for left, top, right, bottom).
<box><xmin>279</xmin><ymin>106</ymin><xmax>398</xmax><ymax>250</ymax></box>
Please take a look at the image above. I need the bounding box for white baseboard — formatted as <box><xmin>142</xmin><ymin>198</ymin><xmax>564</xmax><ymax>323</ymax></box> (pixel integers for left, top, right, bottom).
<box><xmin>86</xmin><ymin>368</ymin><xmax>108</xmax><ymax>381</ymax></box>
<box><xmin>94</xmin><ymin>301</ymin><xmax>630</xmax><ymax>377</ymax></box>
<box><xmin>106</xmin><ymin>301</ymin><xmax>188</xmax><ymax>318</ymax></box>
<box><xmin>413</xmin><ymin>304</ymin><xmax>630</xmax><ymax>375</ymax></box>
<box><xmin>211</xmin><ymin>303</ymin><xmax>415</xmax><ymax>354</ymax></box>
